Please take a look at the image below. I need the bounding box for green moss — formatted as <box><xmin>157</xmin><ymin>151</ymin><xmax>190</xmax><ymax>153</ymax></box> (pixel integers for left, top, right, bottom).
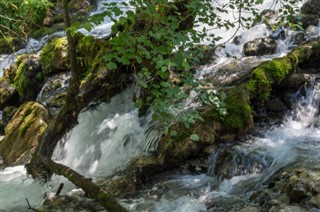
<box><xmin>39</xmin><ymin>37</ymin><xmax>68</xmax><ymax>76</ymax></box>
<box><xmin>14</xmin><ymin>57</ymin><xmax>44</xmax><ymax>101</ymax></box>
<box><xmin>222</xmin><ymin>88</ymin><xmax>253</xmax><ymax>133</ymax></box>
<box><xmin>19</xmin><ymin>117</ymin><xmax>34</xmax><ymax>137</ymax></box>
<box><xmin>245</xmin><ymin>65</ymin><xmax>272</xmax><ymax>101</ymax></box>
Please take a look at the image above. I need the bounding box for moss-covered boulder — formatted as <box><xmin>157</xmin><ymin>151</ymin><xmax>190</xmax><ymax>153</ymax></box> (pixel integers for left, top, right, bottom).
<box><xmin>0</xmin><ymin>102</ymin><xmax>51</xmax><ymax>166</ymax></box>
<box><xmin>39</xmin><ymin>37</ymin><xmax>68</xmax><ymax>76</ymax></box>
<box><xmin>0</xmin><ymin>77</ymin><xmax>20</xmax><ymax>109</ymax></box>
<box><xmin>14</xmin><ymin>54</ymin><xmax>44</xmax><ymax>101</ymax></box>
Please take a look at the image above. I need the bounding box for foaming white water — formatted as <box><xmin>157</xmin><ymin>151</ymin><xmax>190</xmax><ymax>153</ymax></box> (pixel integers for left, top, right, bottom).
<box><xmin>0</xmin><ymin>166</ymin><xmax>76</xmax><ymax>211</ymax></box>
<box><xmin>53</xmin><ymin>85</ymin><xmax>161</xmax><ymax>177</ymax></box>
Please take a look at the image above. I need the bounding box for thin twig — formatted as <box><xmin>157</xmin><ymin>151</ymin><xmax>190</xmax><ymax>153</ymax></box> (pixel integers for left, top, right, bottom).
<box><xmin>25</xmin><ymin>198</ymin><xmax>39</xmax><ymax>212</ymax></box>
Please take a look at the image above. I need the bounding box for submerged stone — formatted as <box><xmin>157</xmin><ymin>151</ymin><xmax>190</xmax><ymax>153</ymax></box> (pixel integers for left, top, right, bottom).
<box><xmin>243</xmin><ymin>37</ymin><xmax>277</xmax><ymax>56</ymax></box>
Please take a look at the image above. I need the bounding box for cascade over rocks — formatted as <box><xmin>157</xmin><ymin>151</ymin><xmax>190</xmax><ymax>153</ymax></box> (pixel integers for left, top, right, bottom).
<box><xmin>243</xmin><ymin>37</ymin><xmax>277</xmax><ymax>56</ymax></box>
<box><xmin>0</xmin><ymin>102</ymin><xmax>51</xmax><ymax>166</ymax></box>
<box><xmin>94</xmin><ymin>37</ymin><xmax>320</xmax><ymax>198</ymax></box>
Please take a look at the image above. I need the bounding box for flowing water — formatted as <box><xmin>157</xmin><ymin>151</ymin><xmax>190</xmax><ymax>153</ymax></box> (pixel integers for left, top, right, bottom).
<box><xmin>1</xmin><ymin>0</ymin><xmax>320</xmax><ymax>211</ymax></box>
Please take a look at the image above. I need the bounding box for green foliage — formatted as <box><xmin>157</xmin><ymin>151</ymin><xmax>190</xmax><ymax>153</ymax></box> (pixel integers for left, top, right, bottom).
<box><xmin>0</xmin><ymin>0</ymin><xmax>53</xmax><ymax>36</ymax></box>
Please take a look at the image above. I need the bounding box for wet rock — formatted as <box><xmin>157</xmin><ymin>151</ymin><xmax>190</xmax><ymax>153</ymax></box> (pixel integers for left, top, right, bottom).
<box><xmin>308</xmin><ymin>194</ymin><xmax>320</xmax><ymax>208</ymax></box>
<box><xmin>267</xmin><ymin>99</ymin><xmax>288</xmax><ymax>113</ymax></box>
<box><xmin>243</xmin><ymin>37</ymin><xmax>277</xmax><ymax>56</ymax></box>
<box><xmin>291</xmin><ymin>32</ymin><xmax>305</xmax><ymax>46</ymax></box>
<box><xmin>2</xmin><ymin>106</ymin><xmax>18</xmax><ymax>125</ymax></box>
<box><xmin>37</xmin><ymin>72</ymin><xmax>70</xmax><ymax>115</ymax></box>
<box><xmin>301</xmin><ymin>0</ymin><xmax>320</xmax><ymax>16</ymax></box>
<box><xmin>301</xmin><ymin>0</ymin><xmax>320</xmax><ymax>29</ymax></box>
<box><xmin>286</xmin><ymin>174</ymin><xmax>312</xmax><ymax>203</ymax></box>
<box><xmin>301</xmin><ymin>14</ymin><xmax>319</xmax><ymax>29</ymax></box>
<box><xmin>204</xmin><ymin>193</ymin><xmax>248</xmax><ymax>211</ymax></box>
<box><xmin>207</xmin><ymin>146</ymin><xmax>272</xmax><ymax>180</ymax></box>
<box><xmin>0</xmin><ymin>77</ymin><xmax>19</xmax><ymax>110</ymax></box>
<box><xmin>280</xmin><ymin>73</ymin><xmax>311</xmax><ymax>89</ymax></box>
<box><xmin>0</xmin><ymin>102</ymin><xmax>51</xmax><ymax>166</ymax></box>
<box><xmin>250</xmin><ymin>190</ymin><xmax>274</xmax><ymax>208</ymax></box>
<box><xmin>239</xmin><ymin>206</ymin><xmax>259</xmax><ymax>212</ymax></box>
<box><xmin>14</xmin><ymin>54</ymin><xmax>44</xmax><ymax>101</ymax></box>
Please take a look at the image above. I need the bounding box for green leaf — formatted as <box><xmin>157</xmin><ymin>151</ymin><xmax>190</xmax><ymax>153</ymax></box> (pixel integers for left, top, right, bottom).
<box><xmin>190</xmin><ymin>134</ymin><xmax>199</xmax><ymax>142</ymax></box>
<box><xmin>107</xmin><ymin>62</ymin><xmax>117</xmax><ymax>70</ymax></box>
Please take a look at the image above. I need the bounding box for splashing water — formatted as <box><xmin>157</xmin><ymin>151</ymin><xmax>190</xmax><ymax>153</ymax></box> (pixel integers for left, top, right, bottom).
<box><xmin>53</xmin><ymin>85</ymin><xmax>162</xmax><ymax>177</ymax></box>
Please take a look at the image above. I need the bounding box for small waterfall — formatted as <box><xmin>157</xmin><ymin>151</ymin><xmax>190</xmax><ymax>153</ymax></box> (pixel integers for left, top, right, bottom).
<box><xmin>53</xmin><ymin>85</ymin><xmax>162</xmax><ymax>177</ymax></box>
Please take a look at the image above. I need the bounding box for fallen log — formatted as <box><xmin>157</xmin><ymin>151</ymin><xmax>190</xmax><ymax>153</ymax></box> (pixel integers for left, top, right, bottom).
<box><xmin>26</xmin><ymin>157</ymin><xmax>127</xmax><ymax>211</ymax></box>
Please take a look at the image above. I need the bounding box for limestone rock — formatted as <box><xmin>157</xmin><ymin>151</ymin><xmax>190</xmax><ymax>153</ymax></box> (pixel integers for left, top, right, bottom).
<box><xmin>0</xmin><ymin>102</ymin><xmax>51</xmax><ymax>166</ymax></box>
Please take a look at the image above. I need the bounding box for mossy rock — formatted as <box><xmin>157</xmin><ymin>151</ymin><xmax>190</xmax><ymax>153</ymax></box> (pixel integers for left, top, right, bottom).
<box><xmin>0</xmin><ymin>37</ymin><xmax>23</xmax><ymax>54</ymax></box>
<box><xmin>0</xmin><ymin>77</ymin><xmax>20</xmax><ymax>109</ymax></box>
<box><xmin>0</xmin><ymin>102</ymin><xmax>51</xmax><ymax>166</ymax></box>
<box><xmin>39</xmin><ymin>37</ymin><xmax>68</xmax><ymax>76</ymax></box>
<box><xmin>222</xmin><ymin>88</ymin><xmax>253</xmax><ymax>134</ymax></box>
<box><xmin>13</xmin><ymin>54</ymin><xmax>44</xmax><ymax>101</ymax></box>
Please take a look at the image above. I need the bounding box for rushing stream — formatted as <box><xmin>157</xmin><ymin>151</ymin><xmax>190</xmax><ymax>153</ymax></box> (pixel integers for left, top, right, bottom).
<box><xmin>2</xmin><ymin>0</ymin><xmax>320</xmax><ymax>211</ymax></box>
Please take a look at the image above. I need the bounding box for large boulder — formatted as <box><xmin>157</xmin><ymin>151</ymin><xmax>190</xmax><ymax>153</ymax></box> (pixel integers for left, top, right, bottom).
<box><xmin>301</xmin><ymin>0</ymin><xmax>320</xmax><ymax>28</ymax></box>
<box><xmin>39</xmin><ymin>37</ymin><xmax>68</xmax><ymax>77</ymax></box>
<box><xmin>14</xmin><ymin>55</ymin><xmax>44</xmax><ymax>101</ymax></box>
<box><xmin>0</xmin><ymin>102</ymin><xmax>51</xmax><ymax>166</ymax></box>
<box><xmin>243</xmin><ymin>38</ymin><xmax>277</xmax><ymax>56</ymax></box>
<box><xmin>301</xmin><ymin>0</ymin><xmax>320</xmax><ymax>16</ymax></box>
